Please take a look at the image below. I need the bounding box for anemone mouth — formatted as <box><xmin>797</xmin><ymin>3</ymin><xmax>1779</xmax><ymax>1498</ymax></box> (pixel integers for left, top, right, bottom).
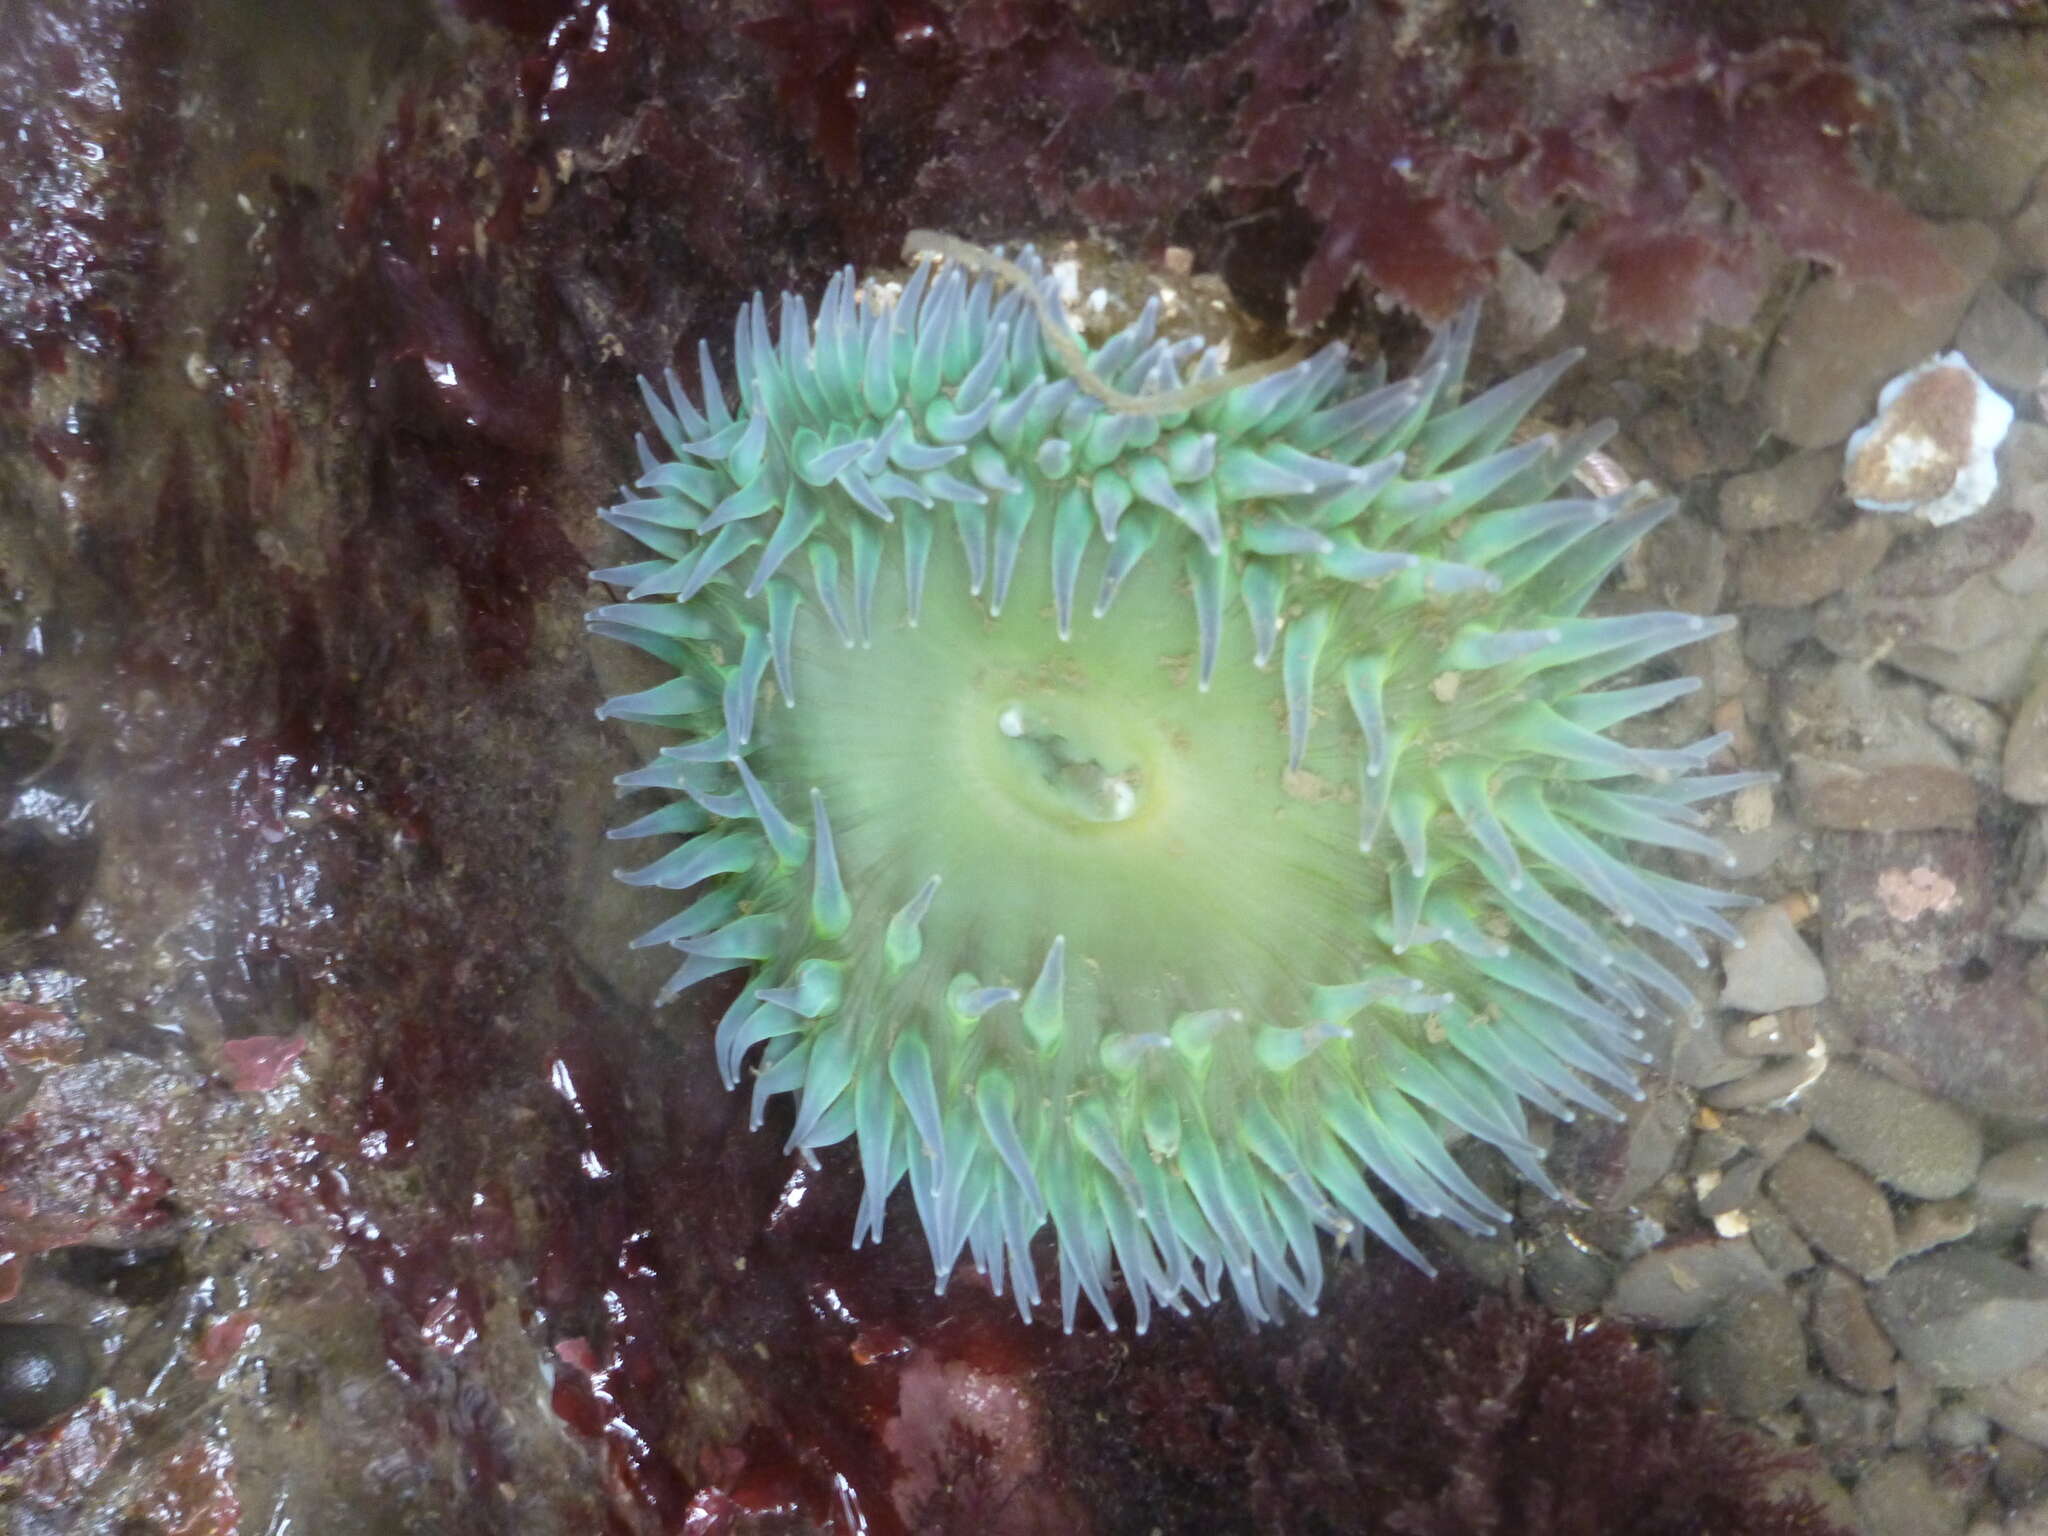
<box><xmin>591</xmin><ymin>242</ymin><xmax>1762</xmax><ymax>1332</ymax></box>
<box><xmin>780</xmin><ymin>525</ymin><xmax>1367</xmax><ymax>1039</ymax></box>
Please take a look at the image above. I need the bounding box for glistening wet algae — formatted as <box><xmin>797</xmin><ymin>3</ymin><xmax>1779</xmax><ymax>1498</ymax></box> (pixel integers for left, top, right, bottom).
<box><xmin>591</xmin><ymin>241</ymin><xmax>1759</xmax><ymax>1330</ymax></box>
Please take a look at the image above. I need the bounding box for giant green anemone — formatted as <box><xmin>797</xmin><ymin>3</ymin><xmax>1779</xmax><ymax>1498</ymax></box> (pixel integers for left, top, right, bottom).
<box><xmin>590</xmin><ymin>238</ymin><xmax>1759</xmax><ymax>1331</ymax></box>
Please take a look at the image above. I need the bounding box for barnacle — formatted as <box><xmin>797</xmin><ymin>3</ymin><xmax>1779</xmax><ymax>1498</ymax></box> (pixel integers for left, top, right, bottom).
<box><xmin>591</xmin><ymin>240</ymin><xmax>1759</xmax><ymax>1331</ymax></box>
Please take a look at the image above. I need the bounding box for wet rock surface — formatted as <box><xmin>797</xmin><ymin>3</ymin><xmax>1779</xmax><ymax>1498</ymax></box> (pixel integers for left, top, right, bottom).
<box><xmin>0</xmin><ymin>1324</ymin><xmax>93</xmax><ymax>1431</ymax></box>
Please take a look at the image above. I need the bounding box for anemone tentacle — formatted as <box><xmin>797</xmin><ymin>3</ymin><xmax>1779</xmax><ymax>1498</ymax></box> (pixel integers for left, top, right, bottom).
<box><xmin>591</xmin><ymin>245</ymin><xmax>1756</xmax><ymax>1330</ymax></box>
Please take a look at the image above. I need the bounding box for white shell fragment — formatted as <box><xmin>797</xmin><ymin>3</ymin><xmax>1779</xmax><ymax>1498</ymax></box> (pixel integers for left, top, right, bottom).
<box><xmin>1842</xmin><ymin>352</ymin><xmax>2015</xmax><ymax>526</ymax></box>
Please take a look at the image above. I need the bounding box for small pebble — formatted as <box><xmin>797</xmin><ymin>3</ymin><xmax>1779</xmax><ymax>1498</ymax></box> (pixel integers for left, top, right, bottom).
<box><xmin>1631</xmin><ymin>405</ymin><xmax>1720</xmax><ymax>484</ymax></box>
<box><xmin>1898</xmin><ymin>1197</ymin><xmax>1980</xmax><ymax>1260</ymax></box>
<box><xmin>1697</xmin><ymin>1153</ymin><xmax>1768</xmax><ymax>1220</ymax></box>
<box><xmin>1991</xmin><ymin>1430</ymin><xmax>2048</xmax><ymax>1507</ymax></box>
<box><xmin>1768</xmin><ymin>1141</ymin><xmax>1900</xmax><ymax>1278</ymax></box>
<box><xmin>1610</xmin><ymin>1235</ymin><xmax>1779</xmax><ymax>1328</ymax></box>
<box><xmin>1852</xmin><ymin>1451</ymin><xmax>1969</xmax><ymax>1536</ymax></box>
<box><xmin>1725</xmin><ymin>1107</ymin><xmax>1815</xmax><ymax>1165</ymax></box>
<box><xmin>1673</xmin><ymin>1021</ymin><xmax>1762</xmax><ymax>1091</ymax></box>
<box><xmin>1802</xmin><ymin>1377</ymin><xmax>1894</xmax><ymax>1461</ymax></box>
<box><xmin>1976</xmin><ymin>1357</ymin><xmax>2048</xmax><ymax>1446</ymax></box>
<box><xmin>1724</xmin><ymin>1007</ymin><xmax>1820</xmax><ymax>1059</ymax></box>
<box><xmin>1743</xmin><ymin>1196</ymin><xmax>1820</xmax><ymax>1278</ymax></box>
<box><xmin>1929</xmin><ymin>1401</ymin><xmax>1992</xmax><ymax>1449</ymax></box>
<box><xmin>1678</xmin><ymin>1287</ymin><xmax>1809</xmax><ymax>1418</ymax></box>
<box><xmin>1720</xmin><ymin>820</ymin><xmax>1801</xmax><ymax>881</ymax></box>
<box><xmin>2007</xmin><ymin>676</ymin><xmax>2048</xmax><ymax>805</ymax></box>
<box><xmin>1526</xmin><ymin>1227</ymin><xmax>1616</xmax><ymax>1316</ymax></box>
<box><xmin>1799</xmin><ymin>1061</ymin><xmax>1985</xmax><ymax>1199</ymax></box>
<box><xmin>1717</xmin><ymin>448</ymin><xmax>1841</xmax><ymax>533</ymax></box>
<box><xmin>1688</xmin><ymin>1123</ymin><xmax>1748</xmax><ymax>1174</ymax></box>
<box><xmin>2014</xmin><ymin>818</ymin><xmax>2048</xmax><ymax>944</ymax></box>
<box><xmin>1974</xmin><ymin>1146</ymin><xmax>2048</xmax><ymax>1220</ymax></box>
<box><xmin>1742</xmin><ymin>606</ymin><xmax>1816</xmax><ymax>671</ymax></box>
<box><xmin>1705</xmin><ymin>1052</ymin><xmax>1824</xmax><ymax>1111</ymax></box>
<box><xmin>1893</xmin><ymin>1359</ymin><xmax>1937</xmax><ymax>1448</ymax></box>
<box><xmin>1929</xmin><ymin>690</ymin><xmax>2010</xmax><ymax>771</ymax></box>
<box><xmin>1870</xmin><ymin>1248</ymin><xmax>2048</xmax><ymax>1387</ymax></box>
<box><xmin>1956</xmin><ymin>281</ymin><xmax>2048</xmax><ymax>395</ymax></box>
<box><xmin>1720</xmin><ymin>905</ymin><xmax>1828</xmax><ymax>1013</ymax></box>
<box><xmin>1810</xmin><ymin>1266</ymin><xmax>1898</xmax><ymax>1393</ymax></box>
<box><xmin>1733</xmin><ymin>518</ymin><xmax>1897</xmax><ymax>609</ymax></box>
<box><xmin>1790</xmin><ymin>754</ymin><xmax>1981</xmax><ymax>833</ymax></box>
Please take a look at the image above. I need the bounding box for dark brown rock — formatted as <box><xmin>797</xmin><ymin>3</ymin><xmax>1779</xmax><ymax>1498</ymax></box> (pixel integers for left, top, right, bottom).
<box><xmin>1870</xmin><ymin>1249</ymin><xmax>2048</xmax><ymax>1387</ymax></box>
<box><xmin>1790</xmin><ymin>754</ymin><xmax>1979</xmax><ymax>832</ymax></box>
<box><xmin>1697</xmin><ymin>1152</ymin><xmax>1767</xmax><ymax>1220</ymax></box>
<box><xmin>1744</xmin><ymin>1197</ymin><xmax>1820</xmax><ymax>1279</ymax></box>
<box><xmin>1896</xmin><ymin>1199</ymin><xmax>1977</xmax><ymax>1260</ymax></box>
<box><xmin>1799</xmin><ymin>1061</ymin><xmax>1984</xmax><ymax>1200</ymax></box>
<box><xmin>1611</xmin><ymin>1236</ymin><xmax>1780</xmax><ymax>1329</ymax></box>
<box><xmin>1867</xmin><ymin>507</ymin><xmax>2035</xmax><ymax>600</ymax></box>
<box><xmin>1810</xmin><ymin>1266</ymin><xmax>1898</xmax><ymax>1393</ymax></box>
<box><xmin>1678</xmin><ymin>1288</ymin><xmax>1809</xmax><ymax>1418</ymax></box>
<box><xmin>1733</xmin><ymin>517</ymin><xmax>1897</xmax><ymax>608</ymax></box>
<box><xmin>1717</xmin><ymin>449</ymin><xmax>1839</xmax><ymax>534</ymax></box>
<box><xmin>1819</xmin><ymin>829</ymin><xmax>2048</xmax><ymax>1120</ymax></box>
<box><xmin>1767</xmin><ymin>1142</ymin><xmax>1900</xmax><ymax>1279</ymax></box>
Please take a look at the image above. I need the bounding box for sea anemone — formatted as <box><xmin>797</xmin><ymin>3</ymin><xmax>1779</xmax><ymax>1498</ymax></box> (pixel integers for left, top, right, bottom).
<box><xmin>590</xmin><ymin>237</ymin><xmax>1758</xmax><ymax>1331</ymax></box>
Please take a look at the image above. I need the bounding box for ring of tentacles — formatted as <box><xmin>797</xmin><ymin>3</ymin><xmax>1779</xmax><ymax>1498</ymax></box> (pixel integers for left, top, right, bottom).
<box><xmin>589</xmin><ymin>239</ymin><xmax>1759</xmax><ymax>1331</ymax></box>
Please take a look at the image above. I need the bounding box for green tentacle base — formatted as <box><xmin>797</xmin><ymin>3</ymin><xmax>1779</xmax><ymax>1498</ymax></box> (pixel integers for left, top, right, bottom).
<box><xmin>590</xmin><ymin>245</ymin><xmax>1760</xmax><ymax>1331</ymax></box>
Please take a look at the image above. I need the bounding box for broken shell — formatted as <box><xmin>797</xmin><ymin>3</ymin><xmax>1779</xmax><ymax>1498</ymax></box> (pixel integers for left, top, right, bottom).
<box><xmin>1842</xmin><ymin>351</ymin><xmax>2014</xmax><ymax>526</ymax></box>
